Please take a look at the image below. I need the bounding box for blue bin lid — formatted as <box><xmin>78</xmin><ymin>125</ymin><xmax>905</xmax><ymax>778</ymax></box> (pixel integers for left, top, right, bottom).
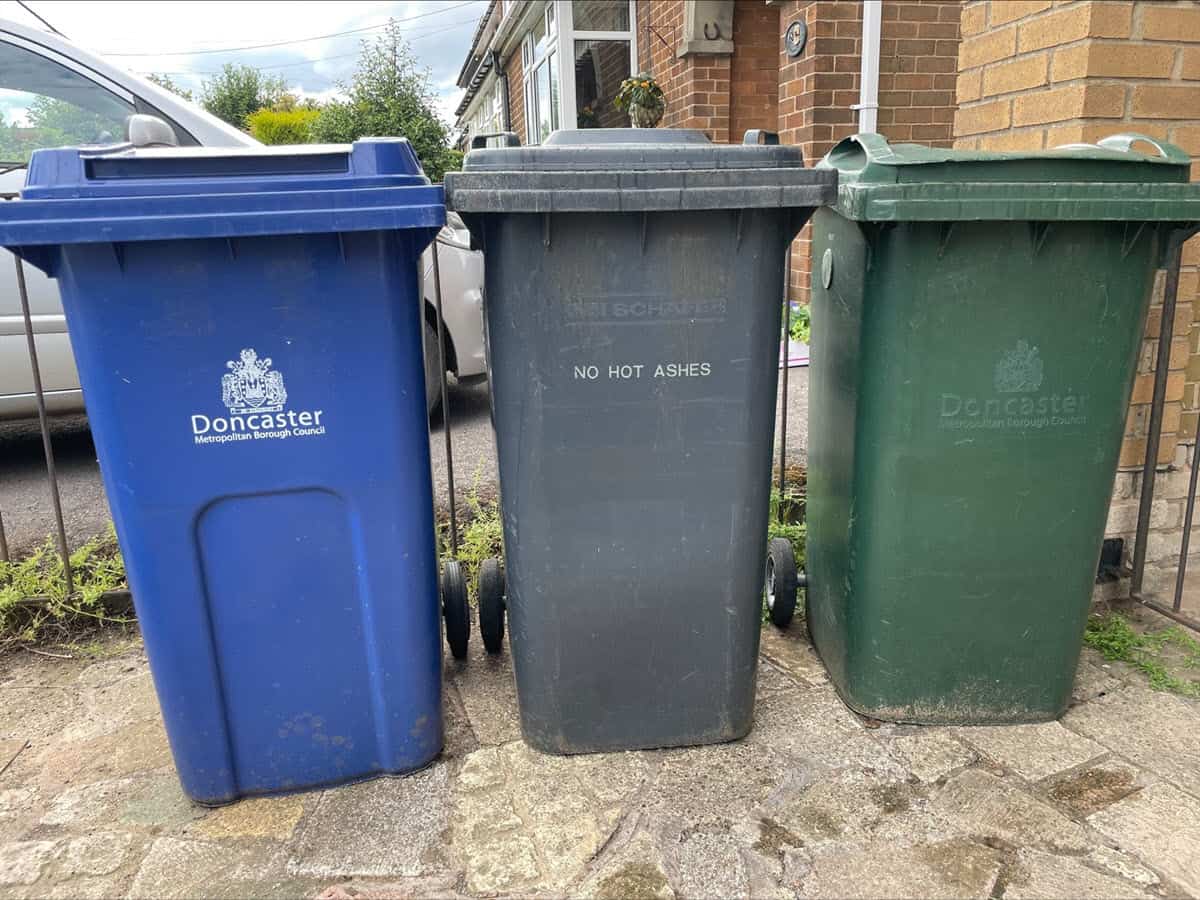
<box><xmin>0</xmin><ymin>138</ymin><xmax>444</xmax><ymax>247</ymax></box>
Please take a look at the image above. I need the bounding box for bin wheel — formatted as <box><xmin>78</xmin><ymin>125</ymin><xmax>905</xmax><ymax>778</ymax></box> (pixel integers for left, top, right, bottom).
<box><xmin>442</xmin><ymin>560</ymin><xmax>469</xmax><ymax>660</ymax></box>
<box><xmin>478</xmin><ymin>558</ymin><xmax>506</xmax><ymax>654</ymax></box>
<box><xmin>766</xmin><ymin>538</ymin><xmax>798</xmax><ymax>628</ymax></box>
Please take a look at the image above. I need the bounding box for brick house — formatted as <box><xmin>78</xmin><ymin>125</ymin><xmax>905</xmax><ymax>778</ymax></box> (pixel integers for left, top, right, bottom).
<box><xmin>454</xmin><ymin>0</ymin><xmax>1200</xmax><ymax>608</ymax></box>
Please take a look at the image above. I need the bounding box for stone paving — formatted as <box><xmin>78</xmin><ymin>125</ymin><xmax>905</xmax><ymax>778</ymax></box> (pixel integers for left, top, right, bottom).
<box><xmin>0</xmin><ymin>618</ymin><xmax>1198</xmax><ymax>899</ymax></box>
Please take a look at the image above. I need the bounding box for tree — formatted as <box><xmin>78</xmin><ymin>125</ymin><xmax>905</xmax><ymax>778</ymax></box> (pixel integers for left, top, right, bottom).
<box><xmin>246</xmin><ymin>108</ymin><xmax>319</xmax><ymax>144</ymax></box>
<box><xmin>200</xmin><ymin>64</ymin><xmax>286</xmax><ymax>130</ymax></box>
<box><xmin>310</xmin><ymin>20</ymin><xmax>459</xmax><ymax>182</ymax></box>
<box><xmin>145</xmin><ymin>73</ymin><xmax>194</xmax><ymax>102</ymax></box>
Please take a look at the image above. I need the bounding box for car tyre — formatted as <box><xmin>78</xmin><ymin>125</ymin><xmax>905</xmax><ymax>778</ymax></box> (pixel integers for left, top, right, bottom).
<box><xmin>424</xmin><ymin>320</ymin><xmax>442</xmax><ymax>416</ymax></box>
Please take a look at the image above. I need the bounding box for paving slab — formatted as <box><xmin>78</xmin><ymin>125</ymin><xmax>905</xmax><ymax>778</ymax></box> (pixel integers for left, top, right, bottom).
<box><xmin>879</xmin><ymin>729</ymin><xmax>977</xmax><ymax>783</ymax></box>
<box><xmin>0</xmin><ymin>841</ymin><xmax>57</xmax><ymax>886</ymax></box>
<box><xmin>758</xmin><ymin>628</ymin><xmax>830</xmax><ymax>685</ymax></box>
<box><xmin>1071</xmin><ymin>656</ymin><xmax>1124</xmax><ymax>704</ymax></box>
<box><xmin>1043</xmin><ymin>760</ymin><xmax>1152</xmax><ymax>817</ymax></box>
<box><xmin>1088</xmin><ymin>782</ymin><xmax>1200</xmax><ymax>896</ymax></box>
<box><xmin>450</xmin><ymin>741</ymin><xmax>650</xmax><ymax>894</ymax></box>
<box><xmin>798</xmin><ymin>837</ymin><xmax>1004</xmax><ymax>899</ymax></box>
<box><xmin>930</xmin><ymin>769</ymin><xmax>1090</xmax><ymax>852</ymax></box>
<box><xmin>55</xmin><ymin>833</ymin><xmax>133</xmax><ymax>878</ymax></box>
<box><xmin>288</xmin><ymin>766</ymin><xmax>452</xmax><ymax>880</ymax></box>
<box><xmin>1002</xmin><ymin>848</ymin><xmax>1155</xmax><ymax>899</ymax></box>
<box><xmin>450</xmin><ymin>649</ymin><xmax>523</xmax><ymax>748</ymax></box>
<box><xmin>1063</xmin><ymin>685</ymin><xmax>1200</xmax><ymax>796</ymax></box>
<box><xmin>191</xmin><ymin>796</ymin><xmax>305</xmax><ymax>841</ymax></box>
<box><xmin>954</xmin><ymin>721</ymin><xmax>1106</xmax><ymax>782</ymax></box>
<box><xmin>575</xmin><ymin>828</ymin><xmax>673</xmax><ymax>900</ymax></box>
<box><xmin>127</xmin><ymin>836</ymin><xmax>314</xmax><ymax>900</ymax></box>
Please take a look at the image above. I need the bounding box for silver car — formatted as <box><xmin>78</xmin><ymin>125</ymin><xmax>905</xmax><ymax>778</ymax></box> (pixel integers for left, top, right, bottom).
<box><xmin>0</xmin><ymin>18</ymin><xmax>486</xmax><ymax>418</ymax></box>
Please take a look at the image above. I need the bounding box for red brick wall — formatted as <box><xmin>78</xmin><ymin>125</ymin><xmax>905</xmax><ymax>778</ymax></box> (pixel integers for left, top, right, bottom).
<box><xmin>636</xmin><ymin>0</ymin><xmax>731</xmax><ymax>141</ymax></box>
<box><xmin>775</xmin><ymin>0</ymin><xmax>960</xmax><ymax>302</ymax></box>
<box><xmin>505</xmin><ymin>50</ymin><xmax>525</xmax><ymax>145</ymax></box>
<box><xmin>877</xmin><ymin>0</ymin><xmax>961</xmax><ymax>145</ymax></box>
<box><xmin>730</xmin><ymin>1</ymin><xmax>780</xmax><ymax>141</ymax></box>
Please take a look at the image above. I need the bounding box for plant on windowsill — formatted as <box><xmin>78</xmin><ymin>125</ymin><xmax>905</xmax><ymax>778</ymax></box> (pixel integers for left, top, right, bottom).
<box><xmin>614</xmin><ymin>73</ymin><xmax>665</xmax><ymax>128</ymax></box>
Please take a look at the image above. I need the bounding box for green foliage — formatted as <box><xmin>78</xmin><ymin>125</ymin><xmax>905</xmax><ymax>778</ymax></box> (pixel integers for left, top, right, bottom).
<box><xmin>247</xmin><ymin>108</ymin><xmax>320</xmax><ymax>145</ymax></box>
<box><xmin>785</xmin><ymin>302</ymin><xmax>811</xmax><ymax>345</ymax></box>
<box><xmin>145</xmin><ymin>73</ymin><xmax>194</xmax><ymax>102</ymax></box>
<box><xmin>1084</xmin><ymin>612</ymin><xmax>1200</xmax><ymax>697</ymax></box>
<box><xmin>310</xmin><ymin>20</ymin><xmax>459</xmax><ymax>182</ymax></box>
<box><xmin>0</xmin><ymin>526</ymin><xmax>131</xmax><ymax>652</ymax></box>
<box><xmin>0</xmin><ymin>96</ymin><xmax>127</xmax><ymax>163</ymax></box>
<box><xmin>613</xmin><ymin>73</ymin><xmax>665</xmax><ymax>114</ymax></box>
<box><xmin>441</xmin><ymin>489</ymin><xmax>504</xmax><ymax>602</ymax></box>
<box><xmin>201</xmin><ymin>64</ymin><xmax>287</xmax><ymax>130</ymax></box>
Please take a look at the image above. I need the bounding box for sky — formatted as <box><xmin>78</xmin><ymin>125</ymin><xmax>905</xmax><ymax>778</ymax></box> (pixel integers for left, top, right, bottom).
<box><xmin>2</xmin><ymin>0</ymin><xmax>489</xmax><ymax>125</ymax></box>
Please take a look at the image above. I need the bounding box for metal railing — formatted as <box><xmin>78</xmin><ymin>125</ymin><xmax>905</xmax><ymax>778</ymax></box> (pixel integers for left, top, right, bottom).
<box><xmin>1129</xmin><ymin>227</ymin><xmax>1200</xmax><ymax>632</ymax></box>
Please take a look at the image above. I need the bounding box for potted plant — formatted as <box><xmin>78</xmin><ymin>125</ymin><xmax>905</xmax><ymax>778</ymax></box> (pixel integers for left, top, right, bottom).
<box><xmin>614</xmin><ymin>73</ymin><xmax>665</xmax><ymax>128</ymax></box>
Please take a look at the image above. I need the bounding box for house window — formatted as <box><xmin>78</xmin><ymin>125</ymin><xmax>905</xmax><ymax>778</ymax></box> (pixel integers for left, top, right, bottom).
<box><xmin>522</xmin><ymin>4</ymin><xmax>559</xmax><ymax>144</ymax></box>
<box><xmin>521</xmin><ymin>1</ymin><xmax>638</xmax><ymax>141</ymax></box>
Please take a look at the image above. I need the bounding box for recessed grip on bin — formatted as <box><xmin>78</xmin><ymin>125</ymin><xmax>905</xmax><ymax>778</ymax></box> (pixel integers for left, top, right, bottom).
<box><xmin>471</xmin><ymin>132</ymin><xmax>521</xmax><ymax>150</ymax></box>
<box><xmin>1093</xmin><ymin>133</ymin><xmax>1192</xmax><ymax>165</ymax></box>
<box><xmin>743</xmin><ymin>130</ymin><xmax>780</xmax><ymax>145</ymax></box>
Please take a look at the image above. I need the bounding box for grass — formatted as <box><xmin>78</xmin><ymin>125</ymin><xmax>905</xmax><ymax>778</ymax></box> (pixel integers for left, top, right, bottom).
<box><xmin>0</xmin><ymin>524</ymin><xmax>132</xmax><ymax>653</ymax></box>
<box><xmin>1084</xmin><ymin>611</ymin><xmax>1200</xmax><ymax>698</ymax></box>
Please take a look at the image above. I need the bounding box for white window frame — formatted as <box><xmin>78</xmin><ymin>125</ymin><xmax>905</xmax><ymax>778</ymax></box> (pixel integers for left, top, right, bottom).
<box><xmin>521</xmin><ymin>1</ymin><xmax>639</xmax><ymax>142</ymax></box>
<box><xmin>521</xmin><ymin>2</ymin><xmax>559</xmax><ymax>144</ymax></box>
<box><xmin>558</xmin><ymin>0</ymin><xmax>638</xmax><ymax>132</ymax></box>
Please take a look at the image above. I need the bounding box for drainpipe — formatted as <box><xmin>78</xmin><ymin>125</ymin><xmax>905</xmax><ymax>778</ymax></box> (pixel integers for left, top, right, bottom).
<box><xmin>854</xmin><ymin>0</ymin><xmax>882</xmax><ymax>134</ymax></box>
<box><xmin>492</xmin><ymin>49</ymin><xmax>512</xmax><ymax>132</ymax></box>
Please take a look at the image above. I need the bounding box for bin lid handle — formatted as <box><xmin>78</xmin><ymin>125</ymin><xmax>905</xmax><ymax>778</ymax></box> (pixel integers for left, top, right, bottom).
<box><xmin>1093</xmin><ymin>133</ymin><xmax>1191</xmax><ymax>165</ymax></box>
<box><xmin>821</xmin><ymin>133</ymin><xmax>897</xmax><ymax>172</ymax></box>
<box><xmin>471</xmin><ymin>131</ymin><xmax>521</xmax><ymax>150</ymax></box>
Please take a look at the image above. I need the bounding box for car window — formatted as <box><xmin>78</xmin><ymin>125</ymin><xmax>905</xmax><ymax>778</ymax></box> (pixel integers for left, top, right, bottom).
<box><xmin>0</xmin><ymin>39</ymin><xmax>135</xmax><ymax>165</ymax></box>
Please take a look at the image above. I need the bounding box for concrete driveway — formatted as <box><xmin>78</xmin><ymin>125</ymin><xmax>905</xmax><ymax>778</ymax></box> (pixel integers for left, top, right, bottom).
<box><xmin>0</xmin><ymin>369</ymin><xmax>810</xmax><ymax>556</ymax></box>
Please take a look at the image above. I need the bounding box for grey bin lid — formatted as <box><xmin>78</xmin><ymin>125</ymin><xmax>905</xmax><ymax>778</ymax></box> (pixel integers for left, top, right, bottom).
<box><xmin>444</xmin><ymin>128</ymin><xmax>837</xmax><ymax>213</ymax></box>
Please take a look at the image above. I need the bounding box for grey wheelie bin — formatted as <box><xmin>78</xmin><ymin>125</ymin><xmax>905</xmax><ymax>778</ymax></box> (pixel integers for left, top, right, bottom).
<box><xmin>445</xmin><ymin>128</ymin><xmax>836</xmax><ymax>754</ymax></box>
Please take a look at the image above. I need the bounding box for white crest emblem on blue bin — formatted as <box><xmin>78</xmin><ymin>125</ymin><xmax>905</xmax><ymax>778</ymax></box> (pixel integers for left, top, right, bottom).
<box><xmin>222</xmin><ymin>348</ymin><xmax>287</xmax><ymax>413</ymax></box>
<box><xmin>994</xmin><ymin>340</ymin><xmax>1044</xmax><ymax>394</ymax></box>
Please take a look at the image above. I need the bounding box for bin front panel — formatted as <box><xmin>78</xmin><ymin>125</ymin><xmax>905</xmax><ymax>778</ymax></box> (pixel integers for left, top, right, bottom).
<box><xmin>807</xmin><ymin>214</ymin><xmax>1160</xmax><ymax>723</ymax></box>
<box><xmin>481</xmin><ymin>208</ymin><xmax>796</xmax><ymax>753</ymax></box>
<box><xmin>52</xmin><ymin>229</ymin><xmax>442</xmax><ymax>802</ymax></box>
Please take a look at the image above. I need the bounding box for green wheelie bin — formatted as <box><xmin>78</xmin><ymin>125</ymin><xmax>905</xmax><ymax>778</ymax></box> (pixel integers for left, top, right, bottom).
<box><xmin>804</xmin><ymin>133</ymin><xmax>1200</xmax><ymax>724</ymax></box>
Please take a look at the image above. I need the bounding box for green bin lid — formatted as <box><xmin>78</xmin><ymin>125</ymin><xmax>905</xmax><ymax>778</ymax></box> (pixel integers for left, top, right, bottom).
<box><xmin>819</xmin><ymin>132</ymin><xmax>1200</xmax><ymax>223</ymax></box>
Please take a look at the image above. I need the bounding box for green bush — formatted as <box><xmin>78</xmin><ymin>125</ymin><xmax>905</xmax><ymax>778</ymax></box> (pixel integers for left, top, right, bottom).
<box><xmin>246</xmin><ymin>108</ymin><xmax>319</xmax><ymax>145</ymax></box>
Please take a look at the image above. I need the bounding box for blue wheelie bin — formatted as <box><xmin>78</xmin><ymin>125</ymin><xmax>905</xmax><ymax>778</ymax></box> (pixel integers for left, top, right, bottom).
<box><xmin>0</xmin><ymin>139</ymin><xmax>448</xmax><ymax>804</ymax></box>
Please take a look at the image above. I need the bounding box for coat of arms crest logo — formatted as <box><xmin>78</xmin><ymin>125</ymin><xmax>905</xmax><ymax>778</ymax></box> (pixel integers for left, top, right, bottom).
<box><xmin>994</xmin><ymin>340</ymin><xmax>1044</xmax><ymax>394</ymax></box>
<box><xmin>221</xmin><ymin>348</ymin><xmax>287</xmax><ymax>413</ymax></box>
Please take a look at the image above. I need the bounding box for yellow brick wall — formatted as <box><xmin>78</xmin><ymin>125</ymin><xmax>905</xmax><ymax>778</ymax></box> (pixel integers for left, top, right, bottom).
<box><xmin>954</xmin><ymin>0</ymin><xmax>1200</xmax><ymax>471</ymax></box>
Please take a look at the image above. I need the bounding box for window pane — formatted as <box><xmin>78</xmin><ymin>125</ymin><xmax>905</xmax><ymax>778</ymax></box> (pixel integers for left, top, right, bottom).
<box><xmin>549</xmin><ymin>52</ymin><xmax>560</xmax><ymax>131</ymax></box>
<box><xmin>572</xmin><ymin>1</ymin><xmax>630</xmax><ymax>32</ymax></box>
<box><xmin>537</xmin><ymin>60</ymin><xmax>553</xmax><ymax>141</ymax></box>
<box><xmin>0</xmin><ymin>40</ymin><xmax>133</xmax><ymax>163</ymax></box>
<box><xmin>574</xmin><ymin>40</ymin><xmax>630</xmax><ymax>129</ymax></box>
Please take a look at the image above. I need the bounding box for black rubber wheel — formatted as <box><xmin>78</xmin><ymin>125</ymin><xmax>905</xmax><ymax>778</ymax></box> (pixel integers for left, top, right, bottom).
<box><xmin>442</xmin><ymin>560</ymin><xmax>469</xmax><ymax>660</ymax></box>
<box><xmin>478</xmin><ymin>558</ymin><xmax>506</xmax><ymax>654</ymax></box>
<box><xmin>766</xmin><ymin>538</ymin><xmax>798</xmax><ymax>628</ymax></box>
<box><xmin>424</xmin><ymin>320</ymin><xmax>442</xmax><ymax>416</ymax></box>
